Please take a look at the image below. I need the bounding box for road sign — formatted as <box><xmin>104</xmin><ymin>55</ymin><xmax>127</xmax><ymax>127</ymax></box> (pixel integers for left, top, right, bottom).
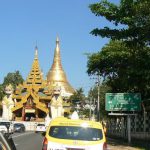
<box><xmin>105</xmin><ymin>93</ymin><xmax>141</xmax><ymax>111</ymax></box>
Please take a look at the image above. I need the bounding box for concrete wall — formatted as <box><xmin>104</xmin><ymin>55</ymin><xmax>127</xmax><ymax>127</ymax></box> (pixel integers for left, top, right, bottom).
<box><xmin>106</xmin><ymin>112</ymin><xmax>150</xmax><ymax>141</ymax></box>
<box><xmin>131</xmin><ymin>132</ymin><xmax>150</xmax><ymax>140</ymax></box>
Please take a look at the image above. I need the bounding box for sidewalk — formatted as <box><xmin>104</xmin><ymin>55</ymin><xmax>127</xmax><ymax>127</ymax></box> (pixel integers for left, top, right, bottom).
<box><xmin>107</xmin><ymin>138</ymin><xmax>148</xmax><ymax>150</ymax></box>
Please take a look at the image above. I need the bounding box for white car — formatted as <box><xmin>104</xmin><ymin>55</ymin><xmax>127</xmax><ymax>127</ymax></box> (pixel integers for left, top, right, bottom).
<box><xmin>0</xmin><ymin>125</ymin><xmax>7</xmax><ymax>133</ymax></box>
<box><xmin>0</xmin><ymin>121</ymin><xmax>14</xmax><ymax>134</ymax></box>
<box><xmin>35</xmin><ymin>123</ymin><xmax>46</xmax><ymax>133</ymax></box>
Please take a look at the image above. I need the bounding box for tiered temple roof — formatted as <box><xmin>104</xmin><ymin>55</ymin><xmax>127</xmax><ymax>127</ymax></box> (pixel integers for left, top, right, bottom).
<box><xmin>26</xmin><ymin>46</ymin><xmax>43</xmax><ymax>85</ymax></box>
<box><xmin>12</xmin><ymin>47</ymin><xmax>52</xmax><ymax>121</ymax></box>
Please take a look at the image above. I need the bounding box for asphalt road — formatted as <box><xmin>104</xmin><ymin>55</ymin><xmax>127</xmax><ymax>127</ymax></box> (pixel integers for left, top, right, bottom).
<box><xmin>12</xmin><ymin>132</ymin><xmax>44</xmax><ymax>150</ymax></box>
<box><xmin>11</xmin><ymin>132</ymin><xmax>145</xmax><ymax>150</ymax></box>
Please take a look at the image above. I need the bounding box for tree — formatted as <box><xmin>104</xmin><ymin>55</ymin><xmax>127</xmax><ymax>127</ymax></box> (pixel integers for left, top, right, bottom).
<box><xmin>69</xmin><ymin>88</ymin><xmax>86</xmax><ymax>116</ymax></box>
<box><xmin>0</xmin><ymin>71</ymin><xmax>24</xmax><ymax>100</ymax></box>
<box><xmin>89</xmin><ymin>0</ymin><xmax>150</xmax><ymax>47</ymax></box>
<box><xmin>3</xmin><ymin>71</ymin><xmax>24</xmax><ymax>90</ymax></box>
<box><xmin>88</xmin><ymin>82</ymin><xmax>111</xmax><ymax>120</ymax></box>
<box><xmin>0</xmin><ymin>84</ymin><xmax>4</xmax><ymax>101</ymax></box>
<box><xmin>87</xmin><ymin>40</ymin><xmax>130</xmax><ymax>90</ymax></box>
<box><xmin>70</xmin><ymin>88</ymin><xmax>85</xmax><ymax>105</ymax></box>
<box><xmin>87</xmin><ymin>40</ymin><xmax>150</xmax><ymax>99</ymax></box>
<box><xmin>88</xmin><ymin>0</ymin><xmax>150</xmax><ymax>99</ymax></box>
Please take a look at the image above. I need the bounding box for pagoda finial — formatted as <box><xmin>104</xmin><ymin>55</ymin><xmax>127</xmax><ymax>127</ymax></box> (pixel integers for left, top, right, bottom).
<box><xmin>56</xmin><ymin>36</ymin><xmax>60</xmax><ymax>51</ymax></box>
<box><xmin>35</xmin><ymin>45</ymin><xmax>38</xmax><ymax>59</ymax></box>
<box><xmin>56</xmin><ymin>36</ymin><xmax>59</xmax><ymax>44</ymax></box>
<box><xmin>54</xmin><ymin>36</ymin><xmax>61</xmax><ymax>62</ymax></box>
<box><xmin>26</xmin><ymin>46</ymin><xmax>43</xmax><ymax>85</ymax></box>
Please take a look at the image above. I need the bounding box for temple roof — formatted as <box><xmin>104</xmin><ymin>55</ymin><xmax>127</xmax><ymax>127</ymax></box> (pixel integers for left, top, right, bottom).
<box><xmin>26</xmin><ymin>46</ymin><xmax>44</xmax><ymax>85</ymax></box>
<box><xmin>12</xmin><ymin>47</ymin><xmax>51</xmax><ymax>114</ymax></box>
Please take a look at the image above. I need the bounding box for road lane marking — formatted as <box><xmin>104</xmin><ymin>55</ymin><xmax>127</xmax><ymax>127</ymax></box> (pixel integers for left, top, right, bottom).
<box><xmin>12</xmin><ymin>132</ymin><xmax>34</xmax><ymax>139</ymax></box>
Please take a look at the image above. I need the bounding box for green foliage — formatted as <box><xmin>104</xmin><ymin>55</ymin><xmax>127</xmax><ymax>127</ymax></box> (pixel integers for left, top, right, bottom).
<box><xmin>69</xmin><ymin>88</ymin><xmax>85</xmax><ymax>104</ymax></box>
<box><xmin>88</xmin><ymin>0</ymin><xmax>150</xmax><ymax>100</ymax></box>
<box><xmin>87</xmin><ymin>40</ymin><xmax>129</xmax><ymax>76</ymax></box>
<box><xmin>3</xmin><ymin>71</ymin><xmax>24</xmax><ymax>90</ymax></box>
<box><xmin>89</xmin><ymin>0</ymin><xmax>150</xmax><ymax>47</ymax></box>
<box><xmin>0</xmin><ymin>84</ymin><xmax>4</xmax><ymax>101</ymax></box>
<box><xmin>0</xmin><ymin>71</ymin><xmax>24</xmax><ymax>100</ymax></box>
<box><xmin>88</xmin><ymin>83</ymin><xmax>111</xmax><ymax>119</ymax></box>
<box><xmin>69</xmin><ymin>88</ymin><xmax>87</xmax><ymax>116</ymax></box>
<box><xmin>78</xmin><ymin>109</ymin><xmax>90</xmax><ymax>119</ymax></box>
<box><xmin>87</xmin><ymin>40</ymin><xmax>150</xmax><ymax>99</ymax></box>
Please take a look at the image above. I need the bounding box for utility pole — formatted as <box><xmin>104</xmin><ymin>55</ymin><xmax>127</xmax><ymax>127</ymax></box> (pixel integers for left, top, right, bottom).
<box><xmin>97</xmin><ymin>74</ymin><xmax>100</xmax><ymax>122</ymax></box>
<box><xmin>89</xmin><ymin>98</ymin><xmax>92</xmax><ymax>120</ymax></box>
<box><xmin>90</xmin><ymin>74</ymin><xmax>100</xmax><ymax>122</ymax></box>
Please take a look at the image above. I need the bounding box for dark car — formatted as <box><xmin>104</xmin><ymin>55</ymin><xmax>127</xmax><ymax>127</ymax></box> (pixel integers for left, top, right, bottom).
<box><xmin>13</xmin><ymin>123</ymin><xmax>25</xmax><ymax>132</ymax></box>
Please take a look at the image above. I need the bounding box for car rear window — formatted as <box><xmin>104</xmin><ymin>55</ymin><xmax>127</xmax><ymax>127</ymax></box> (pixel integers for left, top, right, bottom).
<box><xmin>14</xmin><ymin>124</ymin><xmax>24</xmax><ymax>127</ymax></box>
<box><xmin>37</xmin><ymin>124</ymin><xmax>45</xmax><ymax>126</ymax></box>
<box><xmin>49</xmin><ymin>126</ymin><xmax>103</xmax><ymax>141</ymax></box>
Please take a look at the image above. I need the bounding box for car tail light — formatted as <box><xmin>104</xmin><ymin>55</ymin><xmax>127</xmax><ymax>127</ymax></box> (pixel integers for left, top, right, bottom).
<box><xmin>103</xmin><ymin>142</ymin><xmax>107</xmax><ymax>150</ymax></box>
<box><xmin>42</xmin><ymin>137</ymin><xmax>48</xmax><ymax>150</ymax></box>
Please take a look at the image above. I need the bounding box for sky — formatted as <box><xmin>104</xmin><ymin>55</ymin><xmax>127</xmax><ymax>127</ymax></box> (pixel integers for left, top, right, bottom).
<box><xmin>0</xmin><ymin>0</ymin><xmax>118</xmax><ymax>95</ymax></box>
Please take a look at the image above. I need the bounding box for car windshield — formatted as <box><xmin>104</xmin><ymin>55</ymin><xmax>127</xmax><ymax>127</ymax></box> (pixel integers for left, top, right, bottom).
<box><xmin>0</xmin><ymin>122</ymin><xmax>10</xmax><ymax>127</ymax></box>
<box><xmin>49</xmin><ymin>126</ymin><xmax>103</xmax><ymax>141</ymax></box>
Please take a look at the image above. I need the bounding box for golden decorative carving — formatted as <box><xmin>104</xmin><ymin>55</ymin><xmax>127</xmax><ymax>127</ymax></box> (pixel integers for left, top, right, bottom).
<box><xmin>12</xmin><ymin>47</ymin><xmax>51</xmax><ymax>121</ymax></box>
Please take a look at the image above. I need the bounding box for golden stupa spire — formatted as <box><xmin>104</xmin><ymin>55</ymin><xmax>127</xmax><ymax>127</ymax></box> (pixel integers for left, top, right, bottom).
<box><xmin>35</xmin><ymin>45</ymin><xmax>38</xmax><ymax>59</ymax></box>
<box><xmin>47</xmin><ymin>37</ymin><xmax>74</xmax><ymax>95</ymax></box>
<box><xmin>51</xmin><ymin>36</ymin><xmax>63</xmax><ymax>71</ymax></box>
<box><xmin>26</xmin><ymin>46</ymin><xmax>43</xmax><ymax>85</ymax></box>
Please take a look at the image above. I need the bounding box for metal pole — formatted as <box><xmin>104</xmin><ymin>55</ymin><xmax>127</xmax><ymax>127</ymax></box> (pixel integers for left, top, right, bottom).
<box><xmin>89</xmin><ymin>98</ymin><xmax>92</xmax><ymax>120</ymax></box>
<box><xmin>97</xmin><ymin>75</ymin><xmax>100</xmax><ymax>122</ymax></box>
<box><xmin>142</xmin><ymin>102</ymin><xmax>146</xmax><ymax>132</ymax></box>
<box><xmin>127</xmin><ymin>115</ymin><xmax>131</xmax><ymax>144</ymax></box>
<box><xmin>93</xmin><ymin>98</ymin><xmax>96</xmax><ymax>120</ymax></box>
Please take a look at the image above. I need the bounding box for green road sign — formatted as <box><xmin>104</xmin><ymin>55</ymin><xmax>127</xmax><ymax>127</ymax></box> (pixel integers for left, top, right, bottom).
<box><xmin>105</xmin><ymin>93</ymin><xmax>141</xmax><ymax>111</ymax></box>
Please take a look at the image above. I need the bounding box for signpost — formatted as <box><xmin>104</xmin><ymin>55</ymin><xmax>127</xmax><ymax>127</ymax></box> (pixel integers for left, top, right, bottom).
<box><xmin>105</xmin><ymin>93</ymin><xmax>141</xmax><ymax>111</ymax></box>
<box><xmin>106</xmin><ymin>93</ymin><xmax>141</xmax><ymax>144</ymax></box>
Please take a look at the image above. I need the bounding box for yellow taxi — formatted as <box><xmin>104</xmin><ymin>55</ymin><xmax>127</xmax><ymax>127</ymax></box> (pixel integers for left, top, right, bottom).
<box><xmin>42</xmin><ymin>117</ymin><xmax>107</xmax><ymax>150</ymax></box>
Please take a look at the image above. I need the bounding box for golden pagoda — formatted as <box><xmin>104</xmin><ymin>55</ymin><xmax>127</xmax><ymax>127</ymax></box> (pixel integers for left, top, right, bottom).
<box><xmin>47</xmin><ymin>37</ymin><xmax>74</xmax><ymax>97</ymax></box>
<box><xmin>12</xmin><ymin>47</ymin><xmax>52</xmax><ymax>121</ymax></box>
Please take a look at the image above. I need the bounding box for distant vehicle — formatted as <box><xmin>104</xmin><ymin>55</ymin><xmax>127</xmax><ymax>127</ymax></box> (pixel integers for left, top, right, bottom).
<box><xmin>14</xmin><ymin>123</ymin><xmax>25</xmax><ymax>132</ymax></box>
<box><xmin>0</xmin><ymin>124</ymin><xmax>7</xmax><ymax>133</ymax></box>
<box><xmin>42</xmin><ymin>117</ymin><xmax>107</xmax><ymax>150</ymax></box>
<box><xmin>0</xmin><ymin>121</ymin><xmax>14</xmax><ymax>134</ymax></box>
<box><xmin>35</xmin><ymin>123</ymin><xmax>46</xmax><ymax>133</ymax></box>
